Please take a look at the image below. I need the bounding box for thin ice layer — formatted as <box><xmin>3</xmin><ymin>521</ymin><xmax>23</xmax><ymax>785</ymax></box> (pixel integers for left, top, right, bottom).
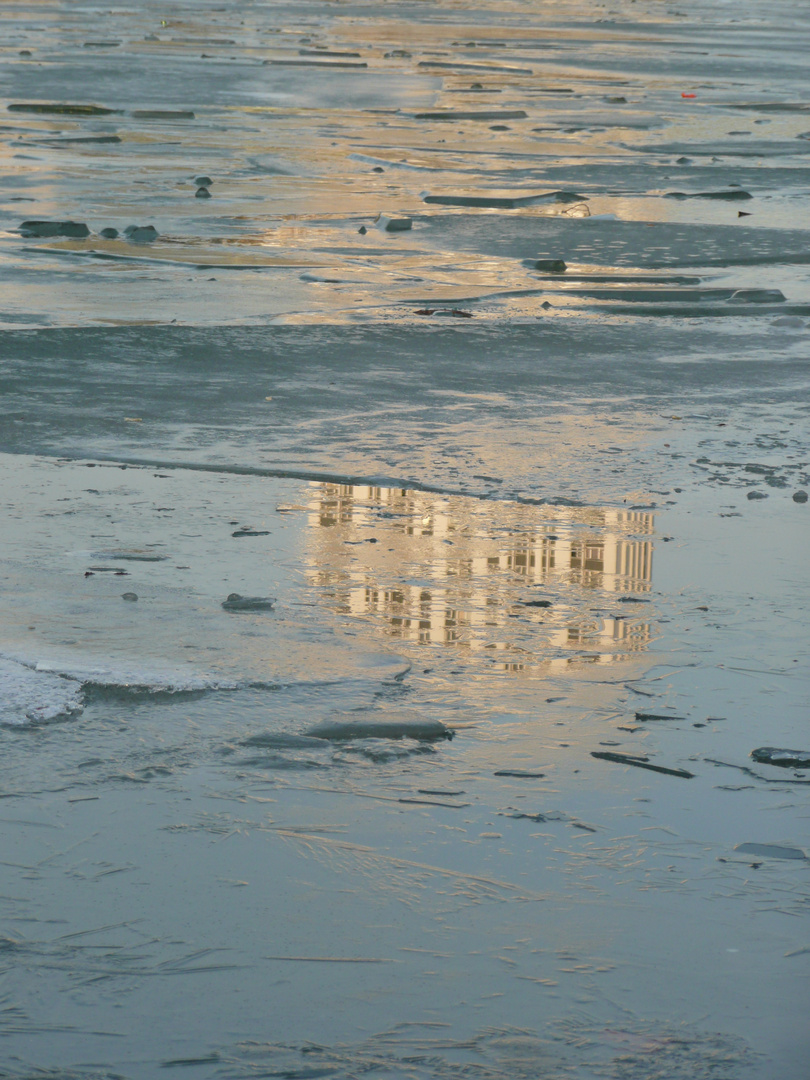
<box><xmin>0</xmin><ymin>654</ymin><xmax>83</xmax><ymax>724</ymax></box>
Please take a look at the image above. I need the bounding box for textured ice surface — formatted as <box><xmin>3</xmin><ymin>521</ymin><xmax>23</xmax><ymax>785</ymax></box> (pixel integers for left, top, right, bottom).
<box><xmin>1</xmin><ymin>0</ymin><xmax>810</xmax><ymax>327</ymax></box>
<box><xmin>1</xmin><ymin>0</ymin><xmax>809</xmax><ymax>1077</ymax></box>
<box><xmin>0</xmin><ymin>654</ymin><xmax>83</xmax><ymax>724</ymax></box>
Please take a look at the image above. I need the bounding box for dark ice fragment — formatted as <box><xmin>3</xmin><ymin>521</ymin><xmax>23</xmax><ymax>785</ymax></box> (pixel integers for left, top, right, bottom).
<box><xmin>43</xmin><ymin>135</ymin><xmax>121</xmax><ymax>144</ymax></box>
<box><xmin>99</xmin><ymin>227</ymin><xmax>119</xmax><ymax>239</ymax></box>
<box><xmin>751</xmin><ymin>747</ymin><xmax>810</xmax><ymax>768</ymax></box>
<box><xmin>19</xmin><ymin>220</ymin><xmax>90</xmax><ymax>238</ymax></box>
<box><xmin>222</xmin><ymin>593</ymin><xmax>276</xmax><ymax>611</ymax></box>
<box><xmin>132</xmin><ymin>110</ymin><xmax>195</xmax><ymax>119</ymax></box>
<box><xmin>520</xmin><ymin>599</ymin><xmax>552</xmax><ymax>608</ymax></box>
<box><xmin>8</xmin><ymin>103</ymin><xmax>119</xmax><ymax>115</ymax></box>
<box><xmin>728</xmin><ymin>289</ymin><xmax>785</xmax><ymax>303</ymax></box>
<box><xmin>92</xmin><ymin>548</ymin><xmax>165</xmax><ymax>561</ymax></box>
<box><xmin>240</xmin><ymin>732</ymin><xmax>324</xmax><ymax>749</ymax></box>
<box><xmin>121</xmin><ymin>592</ymin><xmax>138</xmax><ymax>602</ymax></box>
<box><xmin>231</xmin><ymin>528</ymin><xmax>270</xmax><ymax>537</ymax></box>
<box><xmin>423</xmin><ymin>191</ymin><xmax>583</xmax><ymax>208</ymax></box>
<box><xmin>792</xmin><ymin>490</ymin><xmax>808</xmax><ymax>503</ymax></box>
<box><xmin>415</xmin><ymin>110</ymin><xmax>528</xmax><ymax>122</ymax></box>
<box><xmin>123</xmin><ymin>224</ymin><xmax>158</xmax><ymax>242</ymax></box>
<box><xmin>376</xmin><ymin>215</ymin><xmax>412</xmax><ymax>232</ymax></box>
<box><xmin>306</xmin><ymin>711</ymin><xmax>453</xmax><ymax>742</ymax></box>
<box><xmin>494</xmin><ymin>770</ymin><xmax>545</xmax><ymax>778</ymax></box>
<box><xmin>531</xmin><ymin>259</ymin><xmax>567</xmax><ymax>272</ymax></box>
<box><xmin>665</xmin><ymin>189</ymin><xmax>753</xmax><ymax>200</ymax></box>
<box><xmin>635</xmin><ymin>712</ymin><xmax>685</xmax><ymax>721</ymax></box>
<box><xmin>734</xmin><ymin>842</ymin><xmax>806</xmax><ymax>861</ymax></box>
<box><xmin>591</xmin><ymin>751</ymin><xmax>694</xmax><ymax>778</ymax></box>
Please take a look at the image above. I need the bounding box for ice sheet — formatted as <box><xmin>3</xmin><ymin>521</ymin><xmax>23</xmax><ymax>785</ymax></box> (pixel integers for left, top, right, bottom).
<box><xmin>1</xmin><ymin>0</ymin><xmax>809</xmax><ymax>1077</ymax></box>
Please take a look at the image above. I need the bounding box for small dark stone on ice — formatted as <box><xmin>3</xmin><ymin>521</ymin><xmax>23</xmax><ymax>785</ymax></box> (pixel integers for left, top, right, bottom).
<box><xmin>751</xmin><ymin>747</ymin><xmax>810</xmax><ymax>769</ymax></box>
<box><xmin>635</xmin><ymin>712</ymin><xmax>685</xmax><ymax>721</ymax></box>
<box><xmin>99</xmin><ymin>227</ymin><xmax>119</xmax><ymax>239</ymax></box>
<box><xmin>231</xmin><ymin>528</ymin><xmax>270</xmax><ymax>537</ymax></box>
<box><xmin>221</xmin><ymin>593</ymin><xmax>277</xmax><ymax>611</ymax></box>
<box><xmin>195</xmin><ymin>187</ymin><xmax>211</xmax><ymax>198</ymax></box>
<box><xmin>358</xmin><ymin>225</ymin><xmax>367</xmax><ymax>234</ymax></box>
<box><xmin>618</xmin><ymin>596</ymin><xmax>650</xmax><ymax>603</ymax></box>
<box><xmin>194</xmin><ymin>176</ymin><xmax>213</xmax><ymax>187</ymax></box>
<box><xmin>124</xmin><ymin>224</ymin><xmax>158</xmax><ymax>242</ymax></box>
<box><xmin>372</xmin><ymin>166</ymin><xmax>384</xmax><ymax>172</ymax></box>
<box><xmin>792</xmin><ymin>490</ymin><xmax>808</xmax><ymax>503</ymax></box>
<box><xmin>121</xmin><ymin>592</ymin><xmax>138</xmax><ymax>602</ymax></box>
<box><xmin>747</xmin><ymin>490</ymin><xmax>768</xmax><ymax>500</ymax></box>
<box><xmin>520</xmin><ymin>599</ymin><xmax>552</xmax><ymax>607</ymax></box>
<box><xmin>532</xmin><ymin>259</ymin><xmax>567</xmax><ymax>273</ymax></box>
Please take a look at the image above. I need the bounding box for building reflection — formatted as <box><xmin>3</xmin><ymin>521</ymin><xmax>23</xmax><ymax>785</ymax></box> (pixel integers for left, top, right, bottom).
<box><xmin>305</xmin><ymin>483</ymin><xmax>654</xmax><ymax>672</ymax></box>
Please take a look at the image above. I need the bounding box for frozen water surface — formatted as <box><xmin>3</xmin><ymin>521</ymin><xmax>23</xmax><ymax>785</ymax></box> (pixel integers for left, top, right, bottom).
<box><xmin>0</xmin><ymin>0</ymin><xmax>809</xmax><ymax>1077</ymax></box>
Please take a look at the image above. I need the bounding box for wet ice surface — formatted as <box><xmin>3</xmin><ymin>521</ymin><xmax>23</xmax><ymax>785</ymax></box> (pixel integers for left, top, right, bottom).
<box><xmin>2</xmin><ymin>0</ymin><xmax>810</xmax><ymax>325</ymax></box>
<box><xmin>1</xmin><ymin>456</ymin><xmax>808</xmax><ymax>1080</ymax></box>
<box><xmin>1</xmin><ymin>0</ymin><xmax>809</xmax><ymax>1077</ymax></box>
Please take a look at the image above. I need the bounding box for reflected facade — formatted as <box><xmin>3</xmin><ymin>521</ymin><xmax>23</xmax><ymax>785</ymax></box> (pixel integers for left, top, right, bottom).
<box><xmin>305</xmin><ymin>483</ymin><xmax>654</xmax><ymax>673</ymax></box>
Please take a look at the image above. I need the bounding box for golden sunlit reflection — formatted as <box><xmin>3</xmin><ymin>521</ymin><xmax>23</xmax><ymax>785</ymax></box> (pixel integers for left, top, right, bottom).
<box><xmin>306</xmin><ymin>483</ymin><xmax>654</xmax><ymax>674</ymax></box>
